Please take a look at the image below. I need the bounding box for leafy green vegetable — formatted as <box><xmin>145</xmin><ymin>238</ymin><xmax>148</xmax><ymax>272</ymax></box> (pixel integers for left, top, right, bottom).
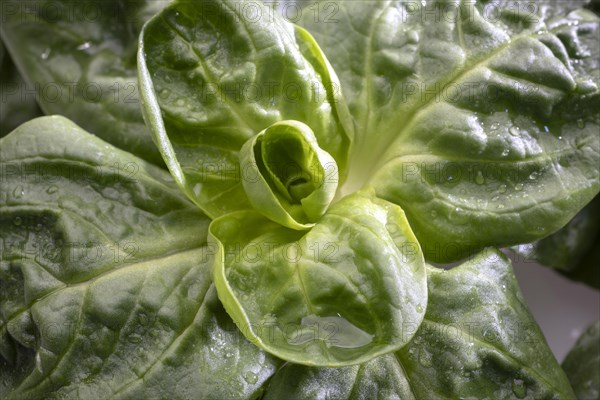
<box><xmin>562</xmin><ymin>320</ymin><xmax>600</xmax><ymax>399</ymax></box>
<box><xmin>0</xmin><ymin>40</ymin><xmax>42</xmax><ymax>137</ymax></box>
<box><xmin>1</xmin><ymin>0</ymin><xmax>599</xmax><ymax>397</ymax></box>
<box><xmin>298</xmin><ymin>0</ymin><xmax>600</xmax><ymax>261</ymax></box>
<box><xmin>0</xmin><ymin>0</ymin><xmax>168</xmax><ymax>165</ymax></box>
<box><xmin>513</xmin><ymin>195</ymin><xmax>600</xmax><ymax>288</ymax></box>
<box><xmin>210</xmin><ymin>189</ymin><xmax>427</xmax><ymax>366</ymax></box>
<box><xmin>263</xmin><ymin>249</ymin><xmax>575</xmax><ymax>399</ymax></box>
<box><xmin>138</xmin><ymin>0</ymin><xmax>353</xmax><ymax>218</ymax></box>
<box><xmin>239</xmin><ymin>120</ymin><xmax>338</xmax><ymax>229</ymax></box>
<box><xmin>0</xmin><ymin>116</ymin><xmax>280</xmax><ymax>399</ymax></box>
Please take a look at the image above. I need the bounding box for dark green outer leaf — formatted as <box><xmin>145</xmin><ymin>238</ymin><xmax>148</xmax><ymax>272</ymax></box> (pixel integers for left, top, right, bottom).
<box><xmin>300</xmin><ymin>0</ymin><xmax>600</xmax><ymax>261</ymax></box>
<box><xmin>513</xmin><ymin>195</ymin><xmax>600</xmax><ymax>289</ymax></box>
<box><xmin>0</xmin><ymin>116</ymin><xmax>281</xmax><ymax>399</ymax></box>
<box><xmin>138</xmin><ymin>0</ymin><xmax>353</xmax><ymax>218</ymax></box>
<box><xmin>264</xmin><ymin>249</ymin><xmax>576</xmax><ymax>400</ymax></box>
<box><xmin>562</xmin><ymin>320</ymin><xmax>600</xmax><ymax>400</ymax></box>
<box><xmin>0</xmin><ymin>0</ymin><xmax>168</xmax><ymax>165</ymax></box>
<box><xmin>0</xmin><ymin>40</ymin><xmax>42</xmax><ymax>137</ymax></box>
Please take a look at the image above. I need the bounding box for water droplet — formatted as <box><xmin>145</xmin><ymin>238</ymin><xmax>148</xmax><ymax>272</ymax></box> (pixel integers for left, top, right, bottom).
<box><xmin>501</xmin><ymin>149</ymin><xmax>510</xmax><ymax>157</ymax></box>
<box><xmin>418</xmin><ymin>349</ymin><xmax>433</xmax><ymax>368</ymax></box>
<box><xmin>244</xmin><ymin>371</ymin><xmax>258</xmax><ymax>384</ymax></box>
<box><xmin>543</xmin><ymin>125</ymin><xmax>550</xmax><ymax>133</ymax></box>
<box><xmin>475</xmin><ymin>171</ymin><xmax>485</xmax><ymax>185</ymax></box>
<box><xmin>509</xmin><ymin>126</ymin><xmax>520</xmax><ymax>136</ymax></box>
<box><xmin>498</xmin><ymin>184</ymin><xmax>507</xmax><ymax>194</ymax></box>
<box><xmin>76</xmin><ymin>41</ymin><xmax>92</xmax><ymax>51</ymax></box>
<box><xmin>576</xmin><ymin>119</ymin><xmax>585</xmax><ymax>129</ymax></box>
<box><xmin>491</xmin><ymin>195</ymin><xmax>499</xmax><ymax>201</ymax></box>
<box><xmin>515</xmin><ymin>183</ymin><xmax>523</xmax><ymax>191</ymax></box>
<box><xmin>159</xmin><ymin>89</ymin><xmax>169</xmax><ymax>99</ymax></box>
<box><xmin>528</xmin><ymin>172</ymin><xmax>538</xmax><ymax>180</ymax></box>
<box><xmin>497</xmin><ymin>204</ymin><xmax>505</xmax><ymax>209</ymax></box>
<box><xmin>557</xmin><ymin>135</ymin><xmax>563</xmax><ymax>140</ymax></box>
<box><xmin>41</xmin><ymin>48</ymin><xmax>51</xmax><ymax>60</ymax></box>
<box><xmin>490</xmin><ymin>122</ymin><xmax>500</xmax><ymax>130</ymax></box>
<box><xmin>13</xmin><ymin>186</ymin><xmax>24</xmax><ymax>198</ymax></box>
<box><xmin>225</xmin><ymin>351</ymin><xmax>234</xmax><ymax>358</ymax></box>
<box><xmin>176</xmin><ymin>99</ymin><xmax>185</xmax><ymax>107</ymax></box>
<box><xmin>46</xmin><ymin>186</ymin><xmax>58</xmax><ymax>194</ymax></box>
<box><xmin>128</xmin><ymin>333</ymin><xmax>142</xmax><ymax>344</ymax></box>
<box><xmin>512</xmin><ymin>379</ymin><xmax>527</xmax><ymax>398</ymax></box>
<box><xmin>13</xmin><ymin>217</ymin><xmax>22</xmax><ymax>226</ymax></box>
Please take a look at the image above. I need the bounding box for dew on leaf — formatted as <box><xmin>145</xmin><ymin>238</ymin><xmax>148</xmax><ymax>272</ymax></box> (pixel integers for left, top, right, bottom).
<box><xmin>76</xmin><ymin>41</ymin><xmax>92</xmax><ymax>51</ymax></box>
<box><xmin>47</xmin><ymin>186</ymin><xmax>58</xmax><ymax>194</ymax></box>
<box><xmin>13</xmin><ymin>186</ymin><xmax>24</xmax><ymax>198</ymax></box>
<box><xmin>418</xmin><ymin>349</ymin><xmax>433</xmax><ymax>368</ymax></box>
<box><xmin>512</xmin><ymin>379</ymin><xmax>527</xmax><ymax>399</ymax></box>
<box><xmin>509</xmin><ymin>126</ymin><xmax>520</xmax><ymax>136</ymax></box>
<box><xmin>515</xmin><ymin>183</ymin><xmax>523</xmax><ymax>191</ymax></box>
<box><xmin>475</xmin><ymin>171</ymin><xmax>485</xmax><ymax>185</ymax></box>
<box><xmin>244</xmin><ymin>371</ymin><xmax>258</xmax><ymax>384</ymax></box>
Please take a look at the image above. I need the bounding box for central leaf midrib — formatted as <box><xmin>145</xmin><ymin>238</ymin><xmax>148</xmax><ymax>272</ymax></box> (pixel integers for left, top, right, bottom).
<box><xmin>159</xmin><ymin>14</ymin><xmax>260</xmax><ymax>135</ymax></box>
<box><xmin>362</xmin><ymin>29</ymin><xmax>546</xmax><ymax>181</ymax></box>
<box><xmin>0</xmin><ymin>248</ymin><xmax>207</xmax><ymax>339</ymax></box>
<box><xmin>420</xmin><ymin>318</ymin><xmax>568</xmax><ymax>396</ymax></box>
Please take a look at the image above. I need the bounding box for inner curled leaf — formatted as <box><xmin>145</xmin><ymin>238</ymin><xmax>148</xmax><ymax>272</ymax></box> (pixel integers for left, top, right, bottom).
<box><xmin>239</xmin><ymin>120</ymin><xmax>338</xmax><ymax>230</ymax></box>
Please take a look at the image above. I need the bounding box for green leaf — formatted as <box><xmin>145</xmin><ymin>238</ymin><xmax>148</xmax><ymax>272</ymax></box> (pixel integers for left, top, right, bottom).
<box><xmin>562</xmin><ymin>320</ymin><xmax>600</xmax><ymax>400</ymax></box>
<box><xmin>263</xmin><ymin>249</ymin><xmax>576</xmax><ymax>399</ymax></box>
<box><xmin>209</xmin><ymin>189</ymin><xmax>427</xmax><ymax>366</ymax></box>
<box><xmin>0</xmin><ymin>116</ymin><xmax>281</xmax><ymax>399</ymax></box>
<box><xmin>239</xmin><ymin>120</ymin><xmax>338</xmax><ymax>230</ymax></box>
<box><xmin>300</xmin><ymin>0</ymin><xmax>600</xmax><ymax>261</ymax></box>
<box><xmin>0</xmin><ymin>0</ymin><xmax>168</xmax><ymax>165</ymax></box>
<box><xmin>0</xmin><ymin>40</ymin><xmax>42</xmax><ymax>137</ymax></box>
<box><xmin>513</xmin><ymin>195</ymin><xmax>600</xmax><ymax>288</ymax></box>
<box><xmin>138</xmin><ymin>0</ymin><xmax>353</xmax><ymax>218</ymax></box>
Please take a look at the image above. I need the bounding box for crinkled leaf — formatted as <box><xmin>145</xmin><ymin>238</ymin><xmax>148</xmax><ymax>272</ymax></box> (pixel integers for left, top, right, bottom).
<box><xmin>0</xmin><ymin>116</ymin><xmax>280</xmax><ymax>399</ymax></box>
<box><xmin>562</xmin><ymin>320</ymin><xmax>600</xmax><ymax>400</ymax></box>
<box><xmin>513</xmin><ymin>195</ymin><xmax>600</xmax><ymax>288</ymax></box>
<box><xmin>300</xmin><ymin>0</ymin><xmax>600</xmax><ymax>261</ymax></box>
<box><xmin>0</xmin><ymin>0</ymin><xmax>168</xmax><ymax>165</ymax></box>
<box><xmin>239</xmin><ymin>120</ymin><xmax>338</xmax><ymax>230</ymax></box>
<box><xmin>263</xmin><ymin>249</ymin><xmax>575</xmax><ymax>399</ymax></box>
<box><xmin>138</xmin><ymin>0</ymin><xmax>353</xmax><ymax>218</ymax></box>
<box><xmin>209</xmin><ymin>189</ymin><xmax>427</xmax><ymax>366</ymax></box>
<box><xmin>0</xmin><ymin>40</ymin><xmax>42</xmax><ymax>137</ymax></box>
